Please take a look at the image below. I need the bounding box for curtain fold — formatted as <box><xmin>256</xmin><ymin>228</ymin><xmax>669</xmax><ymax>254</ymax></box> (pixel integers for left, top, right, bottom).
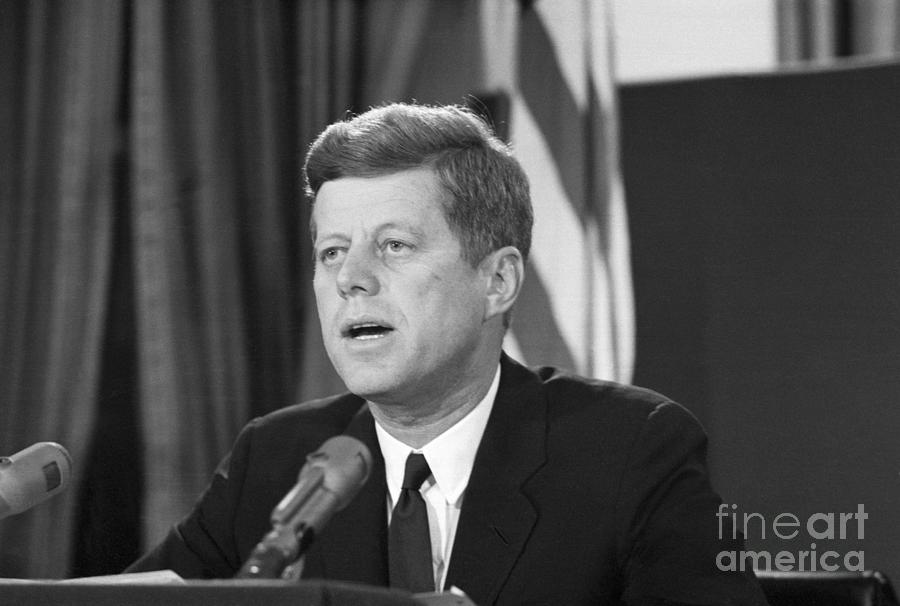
<box><xmin>778</xmin><ymin>0</ymin><xmax>900</xmax><ymax>63</ymax></box>
<box><xmin>129</xmin><ymin>0</ymin><xmax>255</xmax><ymax>546</ymax></box>
<box><xmin>2</xmin><ymin>0</ymin><xmax>363</xmax><ymax>576</ymax></box>
<box><xmin>296</xmin><ymin>0</ymin><xmax>363</xmax><ymax>402</ymax></box>
<box><xmin>0</xmin><ymin>0</ymin><xmax>124</xmax><ymax>578</ymax></box>
<box><xmin>128</xmin><ymin>0</ymin><xmax>358</xmax><ymax>549</ymax></box>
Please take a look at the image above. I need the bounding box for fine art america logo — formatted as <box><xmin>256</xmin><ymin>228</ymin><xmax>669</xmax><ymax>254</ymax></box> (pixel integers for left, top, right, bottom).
<box><xmin>716</xmin><ymin>503</ymin><xmax>867</xmax><ymax>572</ymax></box>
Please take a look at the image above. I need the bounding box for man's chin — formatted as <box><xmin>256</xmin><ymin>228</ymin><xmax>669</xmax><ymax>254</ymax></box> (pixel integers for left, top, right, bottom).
<box><xmin>340</xmin><ymin>373</ymin><xmax>398</xmax><ymax>402</ymax></box>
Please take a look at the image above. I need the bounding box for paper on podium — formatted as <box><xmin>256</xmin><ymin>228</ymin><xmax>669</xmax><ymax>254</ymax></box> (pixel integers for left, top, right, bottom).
<box><xmin>59</xmin><ymin>570</ymin><xmax>184</xmax><ymax>584</ymax></box>
<box><xmin>413</xmin><ymin>585</ymin><xmax>478</xmax><ymax>605</ymax></box>
<box><xmin>0</xmin><ymin>570</ymin><xmax>183</xmax><ymax>584</ymax></box>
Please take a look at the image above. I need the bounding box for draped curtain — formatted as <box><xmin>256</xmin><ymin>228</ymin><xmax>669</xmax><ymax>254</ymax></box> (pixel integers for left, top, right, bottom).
<box><xmin>0</xmin><ymin>0</ymin><xmax>361</xmax><ymax>578</ymax></box>
<box><xmin>778</xmin><ymin>0</ymin><xmax>900</xmax><ymax>62</ymax></box>
<box><xmin>1</xmin><ymin>0</ymin><xmax>627</xmax><ymax>578</ymax></box>
<box><xmin>0</xmin><ymin>0</ymin><xmax>124</xmax><ymax>578</ymax></box>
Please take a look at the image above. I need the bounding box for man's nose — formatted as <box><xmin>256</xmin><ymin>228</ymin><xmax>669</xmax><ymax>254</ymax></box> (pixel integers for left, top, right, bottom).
<box><xmin>336</xmin><ymin>246</ymin><xmax>380</xmax><ymax>297</ymax></box>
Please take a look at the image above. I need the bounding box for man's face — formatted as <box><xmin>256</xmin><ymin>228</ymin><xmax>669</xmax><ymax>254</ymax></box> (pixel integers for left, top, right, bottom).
<box><xmin>312</xmin><ymin>168</ymin><xmax>492</xmax><ymax>408</ymax></box>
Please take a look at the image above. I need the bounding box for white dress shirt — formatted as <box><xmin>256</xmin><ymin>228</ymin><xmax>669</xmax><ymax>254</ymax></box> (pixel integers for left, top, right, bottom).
<box><xmin>373</xmin><ymin>365</ymin><xmax>500</xmax><ymax>592</ymax></box>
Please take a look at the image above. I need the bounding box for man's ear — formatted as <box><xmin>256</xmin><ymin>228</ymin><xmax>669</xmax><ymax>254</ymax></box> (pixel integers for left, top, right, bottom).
<box><xmin>480</xmin><ymin>246</ymin><xmax>525</xmax><ymax>322</ymax></box>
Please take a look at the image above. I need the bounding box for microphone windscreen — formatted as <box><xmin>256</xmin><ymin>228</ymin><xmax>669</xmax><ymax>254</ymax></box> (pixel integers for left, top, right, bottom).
<box><xmin>271</xmin><ymin>435</ymin><xmax>372</xmax><ymax>527</ymax></box>
<box><xmin>312</xmin><ymin>435</ymin><xmax>373</xmax><ymax>506</ymax></box>
<box><xmin>0</xmin><ymin>442</ymin><xmax>73</xmax><ymax>519</ymax></box>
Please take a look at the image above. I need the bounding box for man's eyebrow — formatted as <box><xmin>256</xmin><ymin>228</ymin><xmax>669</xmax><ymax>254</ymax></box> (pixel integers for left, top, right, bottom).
<box><xmin>311</xmin><ymin>218</ymin><xmax>430</xmax><ymax>248</ymax></box>
<box><xmin>317</xmin><ymin>221</ymin><xmax>424</xmax><ymax>237</ymax></box>
<box><xmin>311</xmin><ymin>220</ymin><xmax>345</xmax><ymax>243</ymax></box>
<box><xmin>376</xmin><ymin>221</ymin><xmax>425</xmax><ymax>237</ymax></box>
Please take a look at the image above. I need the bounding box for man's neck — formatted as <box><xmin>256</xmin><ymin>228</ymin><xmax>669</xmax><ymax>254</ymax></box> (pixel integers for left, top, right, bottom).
<box><xmin>367</xmin><ymin>365</ymin><xmax>500</xmax><ymax>449</ymax></box>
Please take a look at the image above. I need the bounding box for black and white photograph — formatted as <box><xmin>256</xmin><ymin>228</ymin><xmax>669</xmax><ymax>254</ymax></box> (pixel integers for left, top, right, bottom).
<box><xmin>2</xmin><ymin>1</ymin><xmax>899</xmax><ymax>604</ymax></box>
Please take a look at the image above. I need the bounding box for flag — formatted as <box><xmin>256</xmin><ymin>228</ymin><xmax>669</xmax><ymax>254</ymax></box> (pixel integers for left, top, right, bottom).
<box><xmin>484</xmin><ymin>0</ymin><xmax>635</xmax><ymax>382</ymax></box>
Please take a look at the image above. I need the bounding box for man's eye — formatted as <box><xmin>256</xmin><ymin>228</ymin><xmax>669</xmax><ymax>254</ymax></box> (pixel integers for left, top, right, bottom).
<box><xmin>319</xmin><ymin>247</ymin><xmax>343</xmax><ymax>264</ymax></box>
<box><xmin>384</xmin><ymin>240</ymin><xmax>409</xmax><ymax>253</ymax></box>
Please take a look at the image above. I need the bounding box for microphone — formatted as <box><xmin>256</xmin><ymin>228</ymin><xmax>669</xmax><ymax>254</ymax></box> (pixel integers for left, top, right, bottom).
<box><xmin>0</xmin><ymin>442</ymin><xmax>73</xmax><ymax>520</ymax></box>
<box><xmin>236</xmin><ymin>435</ymin><xmax>373</xmax><ymax>579</ymax></box>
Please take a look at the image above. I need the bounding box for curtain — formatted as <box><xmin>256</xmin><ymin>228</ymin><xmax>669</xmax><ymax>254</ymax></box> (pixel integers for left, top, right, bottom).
<box><xmin>0</xmin><ymin>0</ymin><xmax>124</xmax><ymax>578</ymax></box>
<box><xmin>778</xmin><ymin>0</ymin><xmax>900</xmax><ymax>63</ymax></box>
<box><xmin>120</xmin><ymin>0</ymin><xmax>363</xmax><ymax>573</ymax></box>
<box><xmin>1</xmin><ymin>0</ymin><xmax>627</xmax><ymax>578</ymax></box>
<box><xmin>1</xmin><ymin>0</ymin><xmax>362</xmax><ymax>578</ymax></box>
<box><xmin>129</xmin><ymin>0</ymin><xmax>295</xmax><ymax>552</ymax></box>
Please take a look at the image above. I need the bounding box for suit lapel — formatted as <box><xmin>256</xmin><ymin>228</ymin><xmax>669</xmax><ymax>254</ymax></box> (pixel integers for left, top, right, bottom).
<box><xmin>312</xmin><ymin>401</ymin><xmax>390</xmax><ymax>586</ymax></box>
<box><xmin>445</xmin><ymin>354</ymin><xmax>547</xmax><ymax>604</ymax></box>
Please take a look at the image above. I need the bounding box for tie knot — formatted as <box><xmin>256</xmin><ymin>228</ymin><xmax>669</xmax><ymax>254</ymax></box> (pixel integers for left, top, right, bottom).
<box><xmin>401</xmin><ymin>453</ymin><xmax>431</xmax><ymax>490</ymax></box>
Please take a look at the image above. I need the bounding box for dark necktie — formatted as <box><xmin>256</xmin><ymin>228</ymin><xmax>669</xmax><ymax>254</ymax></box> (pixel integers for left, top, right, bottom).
<box><xmin>388</xmin><ymin>453</ymin><xmax>434</xmax><ymax>592</ymax></box>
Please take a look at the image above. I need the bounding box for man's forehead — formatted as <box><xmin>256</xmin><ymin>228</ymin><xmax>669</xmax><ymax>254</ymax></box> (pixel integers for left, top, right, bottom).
<box><xmin>311</xmin><ymin>170</ymin><xmax>447</xmax><ymax>234</ymax></box>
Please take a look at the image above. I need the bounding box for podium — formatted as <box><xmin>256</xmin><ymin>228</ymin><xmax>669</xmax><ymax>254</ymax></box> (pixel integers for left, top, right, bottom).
<box><xmin>0</xmin><ymin>579</ymin><xmax>429</xmax><ymax>606</ymax></box>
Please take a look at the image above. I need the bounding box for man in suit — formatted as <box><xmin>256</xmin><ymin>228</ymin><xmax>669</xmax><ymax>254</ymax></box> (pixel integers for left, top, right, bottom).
<box><xmin>128</xmin><ymin>103</ymin><xmax>767</xmax><ymax>605</ymax></box>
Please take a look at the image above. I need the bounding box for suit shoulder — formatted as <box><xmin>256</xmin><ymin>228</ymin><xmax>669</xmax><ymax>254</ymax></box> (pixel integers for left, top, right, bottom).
<box><xmin>529</xmin><ymin>363</ymin><xmax>703</xmax><ymax>433</ymax></box>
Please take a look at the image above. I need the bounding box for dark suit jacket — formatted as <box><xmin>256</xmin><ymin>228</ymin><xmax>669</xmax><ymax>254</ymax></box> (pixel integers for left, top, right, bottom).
<box><xmin>128</xmin><ymin>354</ymin><xmax>767</xmax><ymax>605</ymax></box>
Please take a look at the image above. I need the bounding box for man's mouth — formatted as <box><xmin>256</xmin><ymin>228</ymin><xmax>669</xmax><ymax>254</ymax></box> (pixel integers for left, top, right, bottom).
<box><xmin>344</xmin><ymin>322</ymin><xmax>394</xmax><ymax>340</ymax></box>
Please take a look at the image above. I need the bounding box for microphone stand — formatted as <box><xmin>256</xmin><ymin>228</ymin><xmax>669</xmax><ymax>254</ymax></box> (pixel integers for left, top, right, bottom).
<box><xmin>233</xmin><ymin>436</ymin><xmax>372</xmax><ymax>580</ymax></box>
<box><xmin>236</xmin><ymin>477</ymin><xmax>335</xmax><ymax>579</ymax></box>
<box><xmin>236</xmin><ymin>524</ymin><xmax>306</xmax><ymax>579</ymax></box>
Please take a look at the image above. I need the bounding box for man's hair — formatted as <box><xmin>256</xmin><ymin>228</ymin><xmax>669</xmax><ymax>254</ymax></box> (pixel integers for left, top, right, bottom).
<box><xmin>303</xmin><ymin>103</ymin><xmax>533</xmax><ymax>266</ymax></box>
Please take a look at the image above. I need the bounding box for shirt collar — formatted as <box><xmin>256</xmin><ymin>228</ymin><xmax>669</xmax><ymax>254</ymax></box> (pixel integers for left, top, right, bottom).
<box><xmin>375</xmin><ymin>364</ymin><xmax>501</xmax><ymax>507</ymax></box>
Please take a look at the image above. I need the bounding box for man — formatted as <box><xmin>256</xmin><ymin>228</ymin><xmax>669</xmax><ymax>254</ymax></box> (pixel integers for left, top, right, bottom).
<box><xmin>128</xmin><ymin>103</ymin><xmax>767</xmax><ymax>605</ymax></box>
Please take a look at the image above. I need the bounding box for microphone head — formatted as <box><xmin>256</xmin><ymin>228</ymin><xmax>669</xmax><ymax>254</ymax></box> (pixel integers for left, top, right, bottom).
<box><xmin>271</xmin><ymin>435</ymin><xmax>372</xmax><ymax>528</ymax></box>
<box><xmin>0</xmin><ymin>442</ymin><xmax>73</xmax><ymax>520</ymax></box>
<box><xmin>307</xmin><ymin>435</ymin><xmax>373</xmax><ymax>508</ymax></box>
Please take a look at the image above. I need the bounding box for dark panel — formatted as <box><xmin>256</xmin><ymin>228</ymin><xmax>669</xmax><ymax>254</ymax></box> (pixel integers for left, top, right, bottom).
<box><xmin>621</xmin><ymin>61</ymin><xmax>900</xmax><ymax>581</ymax></box>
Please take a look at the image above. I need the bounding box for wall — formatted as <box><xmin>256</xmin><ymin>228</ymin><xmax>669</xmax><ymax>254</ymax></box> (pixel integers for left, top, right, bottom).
<box><xmin>612</xmin><ymin>0</ymin><xmax>777</xmax><ymax>83</ymax></box>
<box><xmin>620</xmin><ymin>60</ymin><xmax>900</xmax><ymax>582</ymax></box>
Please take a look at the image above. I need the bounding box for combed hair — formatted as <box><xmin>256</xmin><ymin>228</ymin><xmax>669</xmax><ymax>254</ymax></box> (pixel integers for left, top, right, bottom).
<box><xmin>304</xmin><ymin>103</ymin><xmax>533</xmax><ymax>266</ymax></box>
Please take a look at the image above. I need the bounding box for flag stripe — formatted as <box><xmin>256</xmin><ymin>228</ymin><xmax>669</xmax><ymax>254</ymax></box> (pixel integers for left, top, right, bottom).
<box><xmin>509</xmin><ymin>262</ymin><xmax>578</xmax><ymax>372</ymax></box>
<box><xmin>588</xmin><ymin>1</ymin><xmax>635</xmax><ymax>381</ymax></box>
<box><xmin>517</xmin><ymin>6</ymin><xmax>589</xmax><ymax>219</ymax></box>
<box><xmin>509</xmin><ymin>0</ymin><xmax>634</xmax><ymax>381</ymax></box>
<box><xmin>512</xmin><ymin>96</ymin><xmax>594</xmax><ymax>373</ymax></box>
<box><xmin>514</xmin><ymin>2</ymin><xmax>596</xmax><ymax>374</ymax></box>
